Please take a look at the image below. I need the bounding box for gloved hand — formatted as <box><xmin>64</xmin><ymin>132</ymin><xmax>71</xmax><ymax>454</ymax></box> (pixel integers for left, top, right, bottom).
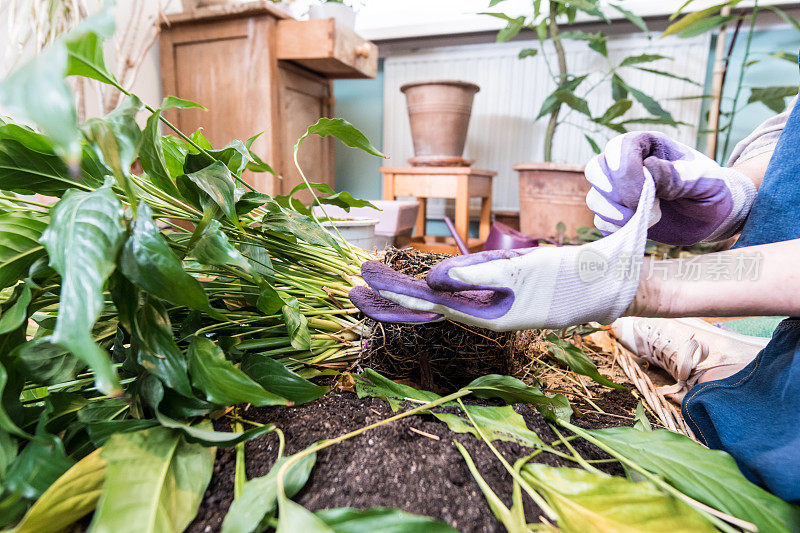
<box><xmin>585</xmin><ymin>131</ymin><xmax>757</xmax><ymax>246</ymax></box>
<box><xmin>350</xmin><ymin>176</ymin><xmax>657</xmax><ymax>332</ymax></box>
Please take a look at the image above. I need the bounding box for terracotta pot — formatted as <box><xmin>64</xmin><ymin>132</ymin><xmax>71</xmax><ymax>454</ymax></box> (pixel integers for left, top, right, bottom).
<box><xmin>514</xmin><ymin>162</ymin><xmax>594</xmax><ymax>238</ymax></box>
<box><xmin>400</xmin><ymin>80</ymin><xmax>480</xmax><ymax>165</ymax></box>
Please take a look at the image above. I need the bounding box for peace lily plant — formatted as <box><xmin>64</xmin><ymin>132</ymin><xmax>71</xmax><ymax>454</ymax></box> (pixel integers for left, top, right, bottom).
<box><xmin>1</xmin><ymin>5</ymin><xmax>799</xmax><ymax>533</ymax></box>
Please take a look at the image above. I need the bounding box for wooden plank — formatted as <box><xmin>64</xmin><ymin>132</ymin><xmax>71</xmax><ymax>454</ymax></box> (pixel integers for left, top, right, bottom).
<box><xmin>276</xmin><ymin>18</ymin><xmax>377</xmax><ymax>79</ymax></box>
<box><xmin>379</xmin><ymin>166</ymin><xmax>497</xmax><ymax>177</ymax></box>
<box><xmin>392</xmin><ymin>175</ymin><xmax>460</xmax><ymax>198</ymax></box>
<box><xmin>163</xmin><ymin>0</ymin><xmax>290</xmax><ymax>26</ymax></box>
<box><xmin>455</xmin><ymin>175</ymin><xmax>469</xmax><ymax>244</ymax></box>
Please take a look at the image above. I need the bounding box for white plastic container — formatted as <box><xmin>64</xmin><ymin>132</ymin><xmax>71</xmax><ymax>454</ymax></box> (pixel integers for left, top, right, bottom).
<box><xmin>321</xmin><ymin>218</ymin><xmax>379</xmax><ymax>249</ymax></box>
<box><xmin>308</xmin><ymin>3</ymin><xmax>356</xmax><ymax>29</ymax></box>
<box><xmin>314</xmin><ymin>200</ymin><xmax>419</xmax><ymax>248</ymax></box>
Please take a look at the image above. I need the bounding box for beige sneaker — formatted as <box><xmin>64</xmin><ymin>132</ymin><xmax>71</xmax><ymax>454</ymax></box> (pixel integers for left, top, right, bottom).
<box><xmin>611</xmin><ymin>317</ymin><xmax>769</xmax><ymax>402</ymax></box>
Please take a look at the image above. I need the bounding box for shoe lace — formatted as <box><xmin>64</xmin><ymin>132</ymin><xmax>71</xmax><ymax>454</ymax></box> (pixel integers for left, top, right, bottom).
<box><xmin>636</xmin><ymin>323</ymin><xmax>710</xmax><ymax>397</ymax></box>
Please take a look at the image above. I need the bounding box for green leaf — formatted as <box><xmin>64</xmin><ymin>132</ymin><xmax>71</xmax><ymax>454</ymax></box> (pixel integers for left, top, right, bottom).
<box><xmin>497</xmin><ymin>16</ymin><xmax>526</xmax><ymax>43</ymax></box>
<box><xmin>257</xmin><ymin>280</ymin><xmax>284</xmax><ymax>315</ymax></box>
<box><xmin>3</xmin><ymin>432</ymin><xmax>74</xmax><ymax>500</ymax></box>
<box><xmin>584</xmin><ymin>134</ymin><xmax>602</xmax><ymax>154</ymax></box>
<box><xmin>241</xmin><ymin>355</ymin><xmax>329</xmax><ymax>405</ymax></box>
<box><xmin>139</xmin><ymin>376</ymin><xmax>275</xmax><ymax>447</ymax></box>
<box><xmin>82</xmin><ymin>96</ymin><xmax>143</xmax><ymax>199</ymax></box>
<box><xmin>464</xmin><ymin>374</ymin><xmax>573</xmax><ymax>423</ymax></box>
<box><xmin>140</xmin><ymin>110</ymin><xmax>182</xmax><ymax>198</ymax></box>
<box><xmin>518</xmin><ymin>48</ymin><xmax>538</xmax><ymax>59</ymax></box>
<box><xmin>241</xmin><ymin>244</ymin><xmax>274</xmax><ymax>278</ymax></box>
<box><xmin>434</xmin><ymin>405</ymin><xmax>543</xmax><ymax>447</ymax></box>
<box><xmin>277</xmin><ymin>496</ymin><xmax>334</xmax><ymax>533</ymax></box>
<box><xmin>0</xmin><ymin>45</ymin><xmax>80</xmax><ymax>163</ymax></box>
<box><xmin>0</xmin><ymin>137</ymin><xmax>100</xmax><ymax>196</ymax></box>
<box><xmin>222</xmin><ymin>448</ymin><xmax>317</xmax><ymax>533</ymax></box>
<box><xmin>282</xmin><ymin>303</ymin><xmax>311</xmax><ymax>351</ymax></box>
<box><xmin>611</xmin><ymin>74</ymin><xmax>628</xmax><ymax>101</ymax></box>
<box><xmin>634</xmin><ymin>67</ymin><xmax>701</xmax><ymax>86</ymax></box>
<box><xmin>289</xmin><ymin>182</ymin><xmax>377</xmax><ymax>213</ymax></box>
<box><xmin>63</xmin><ymin>7</ymin><xmax>117</xmax><ymax>86</ymax></box>
<box><xmin>188</xmin><ymin>219</ymin><xmax>252</xmax><ymax>272</ymax></box>
<box><xmin>296</xmin><ymin>118</ymin><xmax>385</xmax><ymax>158</ymax></box>
<box><xmin>162</xmin><ymin>135</ymin><xmax>189</xmax><ymax>178</ymax></box>
<box><xmin>354</xmin><ymin>368</ymin><xmax>441</xmax><ymax>411</ymax></box>
<box><xmin>90</xmin><ymin>426</ymin><xmax>215</xmax><ymax>533</ymax></box>
<box><xmin>184</xmin><ymin>140</ymin><xmax>253</xmax><ymax>177</ymax></box>
<box><xmin>536</xmin><ymin>76</ymin><xmax>590</xmax><ymax>119</ymax></box>
<box><xmin>132</xmin><ymin>297</ymin><xmax>193</xmax><ymax>397</ymax></box>
<box><xmin>187</xmin><ymin>336</ymin><xmax>289</xmax><ymax>407</ymax></box>
<box><xmin>633</xmin><ymin>401</ymin><xmax>652</xmax><ymax>431</ymax></box>
<box><xmin>184</xmin><ymin>161</ymin><xmax>241</xmax><ymax>225</ymax></box>
<box><xmin>263</xmin><ymin>204</ymin><xmax>343</xmax><ymax>254</ymax></box>
<box><xmin>521</xmin><ymin>464</ymin><xmax>715</xmax><ymax>532</ymax></box>
<box><xmin>0</xmin><ymin>283</ymin><xmax>31</xmax><ymax>335</ymax></box>
<box><xmin>619</xmin><ymin>54</ymin><xmax>669</xmax><ymax>67</ymax></box>
<box><xmin>11</xmin><ymin>337</ymin><xmax>84</xmax><ymax>386</ymax></box>
<box><xmin>560</xmin><ymin>30</ymin><xmax>607</xmax><ymax>57</ymax></box>
<box><xmin>0</xmin><ymin>213</ymin><xmax>48</xmax><ymax>290</ymax></box>
<box><xmin>663</xmin><ymin>3</ymin><xmax>735</xmax><ymax>37</ymax></box>
<box><xmin>119</xmin><ymin>201</ymin><xmax>222</xmax><ymax>320</ymax></box>
<box><xmin>597</xmin><ymin>99</ymin><xmax>633</xmax><ymax>124</ymax></box>
<box><xmin>0</xmin><ymin>360</ymin><xmax>30</xmax><ymax>438</ymax></box>
<box><xmin>618</xmin><ymin>79</ymin><xmax>676</xmax><ymax>121</ymax></box>
<box><xmin>40</xmin><ymin>186</ymin><xmax>125</xmax><ymax>395</ymax></box>
<box><xmin>748</xmin><ymin>86</ymin><xmax>799</xmax><ymax>114</ymax></box>
<box><xmin>667</xmin><ymin>13</ymin><xmax>738</xmax><ymax>38</ymax></box>
<box><xmin>586</xmin><ymin>427</ymin><xmax>800</xmax><ymax>533</ymax></box>
<box><xmin>315</xmin><ymin>507</ymin><xmax>459</xmax><ymax>532</ymax></box>
<box><xmin>546</xmin><ymin>333</ymin><xmax>625</xmax><ymax>389</ymax></box>
<box><xmin>160</xmin><ymin>96</ymin><xmax>206</xmax><ymax>111</ymax></box>
<box><xmin>236</xmin><ymin>192</ymin><xmax>273</xmax><ymax>216</ymax></box>
<box><xmin>11</xmin><ymin>448</ymin><xmax>105</xmax><ymax>533</ymax></box>
<box><xmin>609</xmin><ymin>3</ymin><xmax>648</xmax><ymax>31</ymax></box>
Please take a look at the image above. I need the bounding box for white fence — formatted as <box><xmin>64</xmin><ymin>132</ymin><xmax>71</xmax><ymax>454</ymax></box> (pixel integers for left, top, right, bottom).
<box><xmin>382</xmin><ymin>33</ymin><xmax>711</xmax><ymax>213</ymax></box>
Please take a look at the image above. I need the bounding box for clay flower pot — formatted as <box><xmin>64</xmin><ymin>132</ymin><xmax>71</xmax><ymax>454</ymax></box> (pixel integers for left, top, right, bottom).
<box><xmin>400</xmin><ymin>80</ymin><xmax>480</xmax><ymax>166</ymax></box>
<box><xmin>514</xmin><ymin>162</ymin><xmax>595</xmax><ymax>238</ymax></box>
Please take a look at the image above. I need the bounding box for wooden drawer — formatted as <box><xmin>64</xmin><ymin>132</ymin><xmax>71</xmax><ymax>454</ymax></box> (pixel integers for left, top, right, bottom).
<box><xmin>276</xmin><ymin>18</ymin><xmax>377</xmax><ymax>79</ymax></box>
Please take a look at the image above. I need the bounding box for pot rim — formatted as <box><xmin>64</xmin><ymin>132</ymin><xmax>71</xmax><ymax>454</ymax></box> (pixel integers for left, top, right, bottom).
<box><xmin>400</xmin><ymin>80</ymin><xmax>480</xmax><ymax>94</ymax></box>
<box><xmin>513</xmin><ymin>162</ymin><xmax>585</xmax><ymax>172</ymax></box>
<box><xmin>321</xmin><ymin>217</ymin><xmax>380</xmax><ymax>227</ymax></box>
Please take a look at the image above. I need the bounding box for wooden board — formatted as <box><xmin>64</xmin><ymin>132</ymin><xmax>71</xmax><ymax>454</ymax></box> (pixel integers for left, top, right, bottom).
<box><xmin>277</xmin><ymin>19</ymin><xmax>378</xmax><ymax>79</ymax></box>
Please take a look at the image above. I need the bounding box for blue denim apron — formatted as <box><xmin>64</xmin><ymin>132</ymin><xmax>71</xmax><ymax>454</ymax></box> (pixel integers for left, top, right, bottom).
<box><xmin>681</xmin><ymin>60</ymin><xmax>800</xmax><ymax>503</ymax></box>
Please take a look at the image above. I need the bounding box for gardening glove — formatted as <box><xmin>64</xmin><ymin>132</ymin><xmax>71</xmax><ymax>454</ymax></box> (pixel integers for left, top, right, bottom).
<box><xmin>349</xmin><ymin>176</ymin><xmax>657</xmax><ymax>332</ymax></box>
<box><xmin>585</xmin><ymin>131</ymin><xmax>757</xmax><ymax>246</ymax></box>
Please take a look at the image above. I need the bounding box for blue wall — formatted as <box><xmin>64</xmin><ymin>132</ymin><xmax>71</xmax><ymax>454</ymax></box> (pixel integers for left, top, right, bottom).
<box><xmin>333</xmin><ymin>62</ymin><xmax>384</xmax><ymax>200</ymax></box>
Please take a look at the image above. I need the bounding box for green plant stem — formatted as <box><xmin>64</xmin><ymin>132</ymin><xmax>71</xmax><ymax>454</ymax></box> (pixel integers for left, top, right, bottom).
<box><xmin>233</xmin><ymin>418</ymin><xmax>246</xmax><ymax>499</ymax></box>
<box><xmin>274</xmin><ymin>389</ymin><xmax>472</xmax><ymax>499</ymax></box>
<box><xmin>558</xmin><ymin>420</ymin><xmax>754</xmax><ymax>533</ymax></box>
<box><xmin>543</xmin><ymin>0</ymin><xmax>568</xmax><ymax>162</ymax></box>
<box><xmin>275</xmin><ymin>427</ymin><xmax>286</xmax><ymax>459</ymax></box>
<box><xmin>721</xmin><ymin>2</ymin><xmax>759</xmax><ymax>159</ymax></box>
<box><xmin>456</xmin><ymin>398</ymin><xmax>557</xmax><ymax>519</ymax></box>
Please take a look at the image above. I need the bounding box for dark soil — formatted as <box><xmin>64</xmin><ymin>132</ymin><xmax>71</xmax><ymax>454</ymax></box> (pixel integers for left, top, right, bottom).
<box><xmin>188</xmin><ymin>388</ymin><xmax>633</xmax><ymax>533</ymax></box>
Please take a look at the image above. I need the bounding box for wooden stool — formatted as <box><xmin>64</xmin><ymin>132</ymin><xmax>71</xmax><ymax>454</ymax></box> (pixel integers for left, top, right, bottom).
<box><xmin>380</xmin><ymin>166</ymin><xmax>497</xmax><ymax>254</ymax></box>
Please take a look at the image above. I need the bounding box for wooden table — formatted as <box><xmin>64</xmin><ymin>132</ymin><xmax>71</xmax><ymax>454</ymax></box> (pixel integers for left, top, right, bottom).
<box><xmin>380</xmin><ymin>166</ymin><xmax>496</xmax><ymax>254</ymax></box>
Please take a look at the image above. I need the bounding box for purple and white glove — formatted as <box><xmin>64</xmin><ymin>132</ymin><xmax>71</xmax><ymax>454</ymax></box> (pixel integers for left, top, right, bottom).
<box><xmin>585</xmin><ymin>131</ymin><xmax>756</xmax><ymax>246</ymax></box>
<box><xmin>350</xmin><ymin>176</ymin><xmax>657</xmax><ymax>332</ymax></box>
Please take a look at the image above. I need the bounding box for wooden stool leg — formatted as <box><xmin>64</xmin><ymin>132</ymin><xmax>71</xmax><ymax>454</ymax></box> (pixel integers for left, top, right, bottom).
<box><xmin>382</xmin><ymin>172</ymin><xmax>395</xmax><ymax>201</ymax></box>
<box><xmin>415</xmin><ymin>197</ymin><xmax>427</xmax><ymax>237</ymax></box>
<box><xmin>479</xmin><ymin>195</ymin><xmax>492</xmax><ymax>241</ymax></box>
<box><xmin>455</xmin><ymin>175</ymin><xmax>470</xmax><ymax>246</ymax></box>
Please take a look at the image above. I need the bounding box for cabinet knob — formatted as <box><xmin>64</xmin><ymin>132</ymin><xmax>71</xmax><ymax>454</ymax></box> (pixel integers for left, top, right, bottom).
<box><xmin>355</xmin><ymin>43</ymin><xmax>372</xmax><ymax>58</ymax></box>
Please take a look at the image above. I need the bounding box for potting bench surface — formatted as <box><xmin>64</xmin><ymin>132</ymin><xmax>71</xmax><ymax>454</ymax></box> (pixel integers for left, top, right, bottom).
<box><xmin>380</xmin><ymin>166</ymin><xmax>496</xmax><ymax>254</ymax></box>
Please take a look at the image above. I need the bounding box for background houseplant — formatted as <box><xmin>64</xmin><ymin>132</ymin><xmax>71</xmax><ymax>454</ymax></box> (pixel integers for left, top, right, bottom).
<box><xmin>485</xmin><ymin>0</ymin><xmax>686</xmax><ymax>237</ymax></box>
<box><xmin>665</xmin><ymin>0</ymin><xmax>800</xmax><ymax>162</ymax></box>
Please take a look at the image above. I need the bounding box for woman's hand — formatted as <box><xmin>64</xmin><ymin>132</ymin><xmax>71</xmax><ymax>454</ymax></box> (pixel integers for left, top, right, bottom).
<box><xmin>585</xmin><ymin>131</ymin><xmax>756</xmax><ymax>245</ymax></box>
<box><xmin>350</xmin><ymin>176</ymin><xmax>657</xmax><ymax>331</ymax></box>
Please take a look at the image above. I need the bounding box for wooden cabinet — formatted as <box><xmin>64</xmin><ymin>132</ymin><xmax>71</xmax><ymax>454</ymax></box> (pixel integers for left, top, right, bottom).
<box><xmin>159</xmin><ymin>1</ymin><xmax>377</xmax><ymax>196</ymax></box>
